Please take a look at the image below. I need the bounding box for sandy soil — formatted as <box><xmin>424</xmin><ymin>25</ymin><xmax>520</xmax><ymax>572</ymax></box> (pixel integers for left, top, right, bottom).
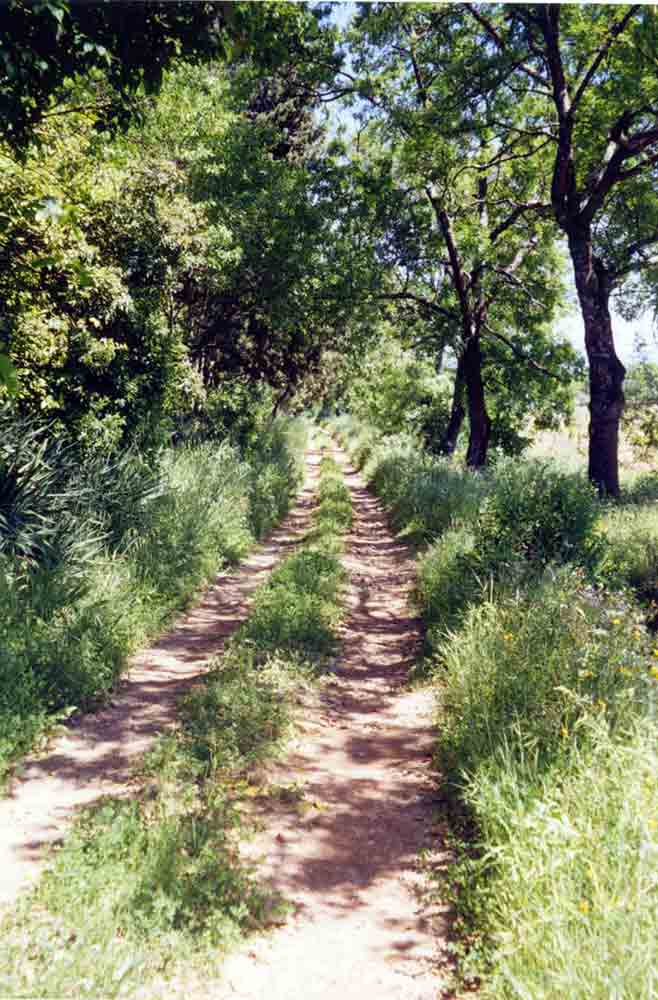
<box><xmin>211</xmin><ymin>448</ymin><xmax>454</xmax><ymax>1000</ymax></box>
<box><xmin>0</xmin><ymin>453</ymin><xmax>320</xmax><ymax>905</ymax></box>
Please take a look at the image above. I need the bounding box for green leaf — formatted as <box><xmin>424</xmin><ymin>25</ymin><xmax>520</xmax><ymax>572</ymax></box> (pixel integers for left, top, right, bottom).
<box><xmin>0</xmin><ymin>355</ymin><xmax>18</xmax><ymax>395</ymax></box>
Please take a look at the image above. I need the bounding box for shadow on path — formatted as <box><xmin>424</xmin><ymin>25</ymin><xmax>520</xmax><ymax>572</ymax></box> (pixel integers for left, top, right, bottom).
<box><xmin>0</xmin><ymin>452</ymin><xmax>321</xmax><ymax>904</ymax></box>
<box><xmin>216</xmin><ymin>447</ymin><xmax>454</xmax><ymax>1000</ymax></box>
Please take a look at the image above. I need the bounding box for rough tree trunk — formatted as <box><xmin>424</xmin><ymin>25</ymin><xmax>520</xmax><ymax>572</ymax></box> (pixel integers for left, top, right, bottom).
<box><xmin>568</xmin><ymin>230</ymin><xmax>625</xmax><ymax>497</ymax></box>
<box><xmin>464</xmin><ymin>335</ymin><xmax>490</xmax><ymax>468</ymax></box>
<box><xmin>439</xmin><ymin>352</ymin><xmax>466</xmax><ymax>455</ymax></box>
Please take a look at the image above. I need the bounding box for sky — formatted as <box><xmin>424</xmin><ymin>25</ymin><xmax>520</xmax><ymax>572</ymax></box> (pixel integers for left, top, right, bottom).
<box><xmin>556</xmin><ymin>309</ymin><xmax>658</xmax><ymax>367</ymax></box>
<box><xmin>558</xmin><ymin>308</ymin><xmax>657</xmax><ymax>367</ymax></box>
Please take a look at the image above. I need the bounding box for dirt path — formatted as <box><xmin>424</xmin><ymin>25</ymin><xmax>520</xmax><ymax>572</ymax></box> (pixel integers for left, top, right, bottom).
<box><xmin>0</xmin><ymin>451</ymin><xmax>321</xmax><ymax>906</ymax></box>
<box><xmin>214</xmin><ymin>447</ymin><xmax>453</xmax><ymax>1000</ymax></box>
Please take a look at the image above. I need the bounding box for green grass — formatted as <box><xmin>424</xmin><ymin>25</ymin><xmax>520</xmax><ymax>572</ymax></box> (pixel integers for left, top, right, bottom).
<box><xmin>0</xmin><ymin>437</ymin><xmax>352</xmax><ymax>999</ymax></box>
<box><xmin>0</xmin><ymin>419</ymin><xmax>308</xmax><ymax>781</ymax></box>
<box><xmin>599</xmin><ymin>501</ymin><xmax>658</xmax><ymax>597</ymax></box>
<box><xmin>439</xmin><ymin>571</ymin><xmax>658</xmax><ymax>999</ymax></box>
<box><xmin>333</xmin><ymin>413</ymin><xmax>658</xmax><ymax>998</ymax></box>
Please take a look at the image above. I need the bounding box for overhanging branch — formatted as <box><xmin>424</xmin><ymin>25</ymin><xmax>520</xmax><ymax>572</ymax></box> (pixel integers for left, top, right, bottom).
<box><xmin>483</xmin><ymin>323</ymin><xmax>566</xmax><ymax>380</ymax></box>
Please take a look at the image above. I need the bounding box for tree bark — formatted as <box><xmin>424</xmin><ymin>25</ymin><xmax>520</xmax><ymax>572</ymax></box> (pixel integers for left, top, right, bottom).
<box><xmin>568</xmin><ymin>229</ymin><xmax>625</xmax><ymax>496</ymax></box>
<box><xmin>438</xmin><ymin>352</ymin><xmax>466</xmax><ymax>455</ymax></box>
<box><xmin>464</xmin><ymin>334</ymin><xmax>490</xmax><ymax>468</ymax></box>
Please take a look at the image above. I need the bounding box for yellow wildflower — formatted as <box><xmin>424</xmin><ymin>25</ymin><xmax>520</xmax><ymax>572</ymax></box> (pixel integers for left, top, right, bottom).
<box><xmin>579</xmin><ymin>900</ymin><xmax>590</xmax><ymax>914</ymax></box>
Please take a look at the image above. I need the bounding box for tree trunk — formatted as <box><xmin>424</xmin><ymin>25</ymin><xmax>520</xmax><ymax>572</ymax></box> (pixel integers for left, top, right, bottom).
<box><xmin>568</xmin><ymin>229</ymin><xmax>625</xmax><ymax>497</ymax></box>
<box><xmin>464</xmin><ymin>335</ymin><xmax>490</xmax><ymax>468</ymax></box>
<box><xmin>439</xmin><ymin>352</ymin><xmax>466</xmax><ymax>455</ymax></box>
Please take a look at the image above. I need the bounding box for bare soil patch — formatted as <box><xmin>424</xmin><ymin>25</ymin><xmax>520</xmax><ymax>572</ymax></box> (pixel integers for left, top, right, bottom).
<box><xmin>0</xmin><ymin>453</ymin><xmax>320</xmax><ymax>906</ymax></box>
<box><xmin>214</xmin><ymin>447</ymin><xmax>454</xmax><ymax>1000</ymax></box>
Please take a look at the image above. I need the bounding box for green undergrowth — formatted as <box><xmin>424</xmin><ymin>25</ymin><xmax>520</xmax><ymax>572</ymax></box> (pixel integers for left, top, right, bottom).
<box><xmin>0</xmin><ymin>416</ymin><xmax>308</xmax><ymax>781</ymax></box>
<box><xmin>331</xmin><ymin>414</ymin><xmax>658</xmax><ymax>999</ymax></box>
<box><xmin>0</xmin><ymin>440</ymin><xmax>352</xmax><ymax>998</ymax></box>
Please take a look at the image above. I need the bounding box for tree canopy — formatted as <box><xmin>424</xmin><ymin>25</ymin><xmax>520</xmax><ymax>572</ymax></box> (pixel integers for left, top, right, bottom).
<box><xmin>1</xmin><ymin>1</ymin><xmax>655</xmax><ymax>481</ymax></box>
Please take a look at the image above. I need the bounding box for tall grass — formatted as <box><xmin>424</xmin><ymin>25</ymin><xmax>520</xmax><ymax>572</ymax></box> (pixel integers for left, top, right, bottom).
<box><xmin>0</xmin><ymin>438</ymin><xmax>352</xmax><ymax>998</ymax></box>
<box><xmin>0</xmin><ymin>413</ymin><xmax>308</xmax><ymax>779</ymax></box>
<box><xmin>334</xmin><ymin>413</ymin><xmax>658</xmax><ymax>998</ymax></box>
<box><xmin>440</xmin><ymin>572</ymin><xmax>658</xmax><ymax>999</ymax></box>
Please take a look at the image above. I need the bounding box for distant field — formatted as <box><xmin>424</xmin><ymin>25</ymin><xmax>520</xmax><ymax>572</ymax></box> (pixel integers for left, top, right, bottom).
<box><xmin>530</xmin><ymin>401</ymin><xmax>654</xmax><ymax>481</ymax></box>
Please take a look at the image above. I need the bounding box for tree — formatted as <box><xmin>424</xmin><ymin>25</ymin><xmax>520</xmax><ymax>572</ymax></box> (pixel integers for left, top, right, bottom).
<box><xmin>0</xmin><ymin>0</ymin><xmax>332</xmax><ymax>393</ymax></box>
<box><xmin>454</xmin><ymin>3</ymin><xmax>658</xmax><ymax>494</ymax></box>
<box><xmin>345</xmin><ymin>3</ymin><xmax>577</xmax><ymax>465</ymax></box>
<box><xmin>0</xmin><ymin>0</ymin><xmax>315</xmax><ymax>152</ymax></box>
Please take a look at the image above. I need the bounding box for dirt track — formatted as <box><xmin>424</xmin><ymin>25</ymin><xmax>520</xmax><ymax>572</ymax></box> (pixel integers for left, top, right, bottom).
<box><xmin>212</xmin><ymin>447</ymin><xmax>453</xmax><ymax>999</ymax></box>
<box><xmin>0</xmin><ymin>453</ymin><xmax>320</xmax><ymax>905</ymax></box>
<box><xmin>0</xmin><ymin>444</ymin><xmax>453</xmax><ymax>998</ymax></box>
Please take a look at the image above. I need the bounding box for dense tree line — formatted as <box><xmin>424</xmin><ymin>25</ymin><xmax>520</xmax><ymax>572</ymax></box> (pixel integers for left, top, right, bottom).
<box><xmin>1</xmin><ymin>2</ymin><xmax>657</xmax><ymax>491</ymax></box>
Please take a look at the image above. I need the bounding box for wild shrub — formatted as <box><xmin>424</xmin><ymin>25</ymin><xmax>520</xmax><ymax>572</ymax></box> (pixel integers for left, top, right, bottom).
<box><xmin>477</xmin><ymin>457</ymin><xmax>600</xmax><ymax>569</ymax></box>
<box><xmin>350</xmin><ymin>430</ymin><xmax>485</xmax><ymax>543</ymax></box>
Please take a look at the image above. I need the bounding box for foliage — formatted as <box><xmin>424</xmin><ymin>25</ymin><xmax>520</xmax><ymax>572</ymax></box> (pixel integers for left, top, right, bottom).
<box><xmin>343</xmin><ymin>3</ymin><xmax>580</xmax><ymax>465</ymax></box>
<box><xmin>621</xmin><ymin>361</ymin><xmax>658</xmax><ymax>461</ymax></box>
<box><xmin>342</xmin><ymin>336</ymin><xmax>453</xmax><ymax>447</ymax></box>
<box><xmin>0</xmin><ymin>0</ymin><xmax>323</xmax><ymax>151</ymax></box>
<box><xmin>476</xmin><ymin>457</ymin><xmax>601</xmax><ymax>569</ymax></box>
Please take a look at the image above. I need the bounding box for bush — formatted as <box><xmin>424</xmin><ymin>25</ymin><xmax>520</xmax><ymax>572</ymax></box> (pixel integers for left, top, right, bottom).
<box><xmin>477</xmin><ymin>457</ymin><xmax>600</xmax><ymax>569</ymax></box>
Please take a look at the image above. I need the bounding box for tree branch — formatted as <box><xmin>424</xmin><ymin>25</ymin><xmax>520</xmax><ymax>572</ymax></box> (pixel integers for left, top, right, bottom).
<box><xmin>464</xmin><ymin>3</ymin><xmax>549</xmax><ymax>86</ymax></box>
<box><xmin>490</xmin><ymin>201</ymin><xmax>550</xmax><ymax>243</ymax></box>
<box><xmin>377</xmin><ymin>291</ymin><xmax>457</xmax><ymax>323</ymax></box>
<box><xmin>612</xmin><ymin>230</ymin><xmax>658</xmax><ymax>278</ymax></box>
<box><xmin>571</xmin><ymin>6</ymin><xmax>640</xmax><ymax>114</ymax></box>
<box><xmin>483</xmin><ymin>323</ymin><xmax>566</xmax><ymax>379</ymax></box>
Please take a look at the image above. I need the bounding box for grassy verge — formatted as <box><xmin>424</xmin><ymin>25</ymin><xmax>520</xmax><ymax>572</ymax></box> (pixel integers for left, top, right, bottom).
<box><xmin>0</xmin><ymin>417</ymin><xmax>307</xmax><ymax>781</ymax></box>
<box><xmin>0</xmin><ymin>441</ymin><xmax>352</xmax><ymax>999</ymax></box>
<box><xmin>332</xmin><ymin>414</ymin><xmax>658</xmax><ymax>999</ymax></box>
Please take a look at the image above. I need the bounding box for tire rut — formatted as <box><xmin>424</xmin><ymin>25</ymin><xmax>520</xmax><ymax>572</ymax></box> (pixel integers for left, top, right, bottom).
<box><xmin>212</xmin><ymin>445</ymin><xmax>454</xmax><ymax>1000</ymax></box>
<box><xmin>0</xmin><ymin>450</ymin><xmax>321</xmax><ymax>906</ymax></box>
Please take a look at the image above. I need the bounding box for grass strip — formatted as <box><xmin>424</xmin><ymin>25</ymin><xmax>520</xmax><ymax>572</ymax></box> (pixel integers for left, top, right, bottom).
<box><xmin>0</xmin><ymin>440</ymin><xmax>352</xmax><ymax>1000</ymax></box>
